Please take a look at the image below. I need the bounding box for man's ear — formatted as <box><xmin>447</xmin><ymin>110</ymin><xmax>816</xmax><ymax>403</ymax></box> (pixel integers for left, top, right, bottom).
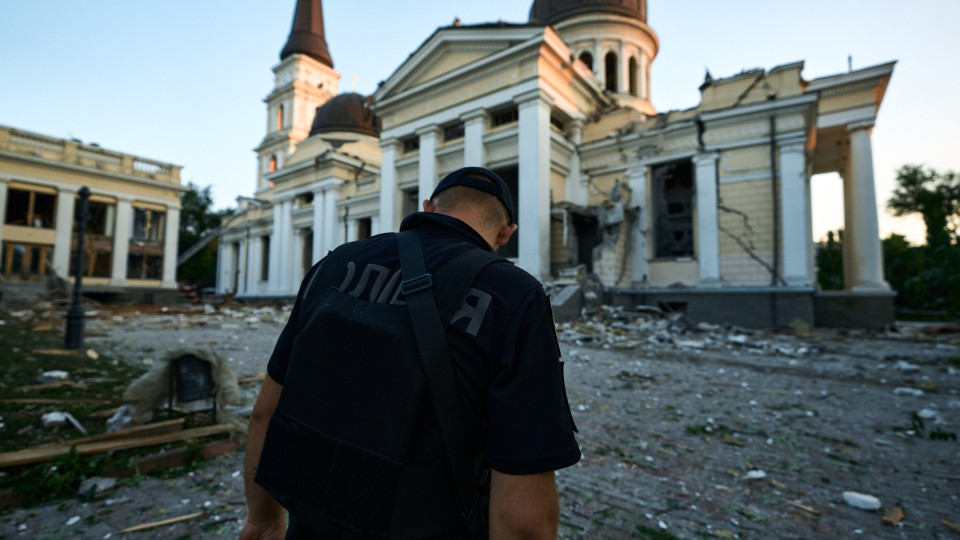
<box><xmin>494</xmin><ymin>223</ymin><xmax>518</xmax><ymax>250</ymax></box>
<box><xmin>422</xmin><ymin>199</ymin><xmax>436</xmax><ymax>213</ymax></box>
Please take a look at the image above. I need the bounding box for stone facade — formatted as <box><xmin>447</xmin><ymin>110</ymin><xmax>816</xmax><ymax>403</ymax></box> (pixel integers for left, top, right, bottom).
<box><xmin>0</xmin><ymin>125</ymin><xmax>184</xmax><ymax>300</ymax></box>
<box><xmin>217</xmin><ymin>0</ymin><xmax>896</xmax><ymax>328</ymax></box>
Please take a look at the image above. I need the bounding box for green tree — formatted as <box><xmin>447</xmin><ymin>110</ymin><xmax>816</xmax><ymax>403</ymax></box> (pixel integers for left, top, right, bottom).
<box><xmin>881</xmin><ymin>233</ymin><xmax>927</xmax><ymax>310</ymax></box>
<box><xmin>887</xmin><ymin>165</ymin><xmax>960</xmax><ymax>249</ymax></box>
<box><xmin>177</xmin><ymin>183</ymin><xmax>230</xmax><ymax>288</ymax></box>
<box><xmin>816</xmin><ymin>229</ymin><xmax>844</xmax><ymax>290</ymax></box>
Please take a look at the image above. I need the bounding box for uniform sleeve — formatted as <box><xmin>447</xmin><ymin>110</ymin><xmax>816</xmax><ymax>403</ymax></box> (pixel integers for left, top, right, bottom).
<box><xmin>484</xmin><ymin>285</ymin><xmax>581</xmax><ymax>475</ymax></box>
<box><xmin>265</xmin><ymin>260</ymin><xmax>323</xmax><ymax>385</ymax></box>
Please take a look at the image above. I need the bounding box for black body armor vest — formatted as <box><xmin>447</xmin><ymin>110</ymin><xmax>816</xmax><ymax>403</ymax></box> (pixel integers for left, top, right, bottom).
<box><xmin>255</xmin><ymin>232</ymin><xmax>501</xmax><ymax>539</ymax></box>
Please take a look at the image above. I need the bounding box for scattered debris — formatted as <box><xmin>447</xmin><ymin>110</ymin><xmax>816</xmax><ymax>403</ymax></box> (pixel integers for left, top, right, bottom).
<box><xmin>882</xmin><ymin>506</ymin><xmax>905</xmax><ymax>526</ymax></box>
<box><xmin>743</xmin><ymin>470</ymin><xmax>767</xmax><ymax>481</ymax></box>
<box><xmin>78</xmin><ymin>476</ymin><xmax>117</xmax><ymax>497</ymax></box>
<box><xmin>41</xmin><ymin>411</ymin><xmax>87</xmax><ymax>435</ymax></box>
<box><xmin>893</xmin><ymin>387</ymin><xmax>924</xmax><ymax>397</ymax></box>
<box><xmin>118</xmin><ymin>511</ymin><xmax>207</xmax><ymax>533</ymax></box>
<box><xmin>895</xmin><ymin>360</ymin><xmax>920</xmax><ymax>372</ymax></box>
<box><xmin>943</xmin><ymin>520</ymin><xmax>960</xmax><ymax>533</ymax></box>
<box><xmin>787</xmin><ymin>501</ymin><xmax>820</xmax><ymax>516</ymax></box>
<box><xmin>37</xmin><ymin>370</ymin><xmax>69</xmax><ymax>383</ymax></box>
<box><xmin>842</xmin><ymin>491</ymin><xmax>882</xmax><ymax>511</ymax></box>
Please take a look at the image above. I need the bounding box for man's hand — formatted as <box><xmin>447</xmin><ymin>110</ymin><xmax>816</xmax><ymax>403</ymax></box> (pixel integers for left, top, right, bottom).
<box><xmin>489</xmin><ymin>469</ymin><xmax>559</xmax><ymax>539</ymax></box>
<box><xmin>239</xmin><ymin>519</ymin><xmax>286</xmax><ymax>540</ymax></box>
<box><xmin>243</xmin><ymin>375</ymin><xmax>286</xmax><ymax>539</ymax></box>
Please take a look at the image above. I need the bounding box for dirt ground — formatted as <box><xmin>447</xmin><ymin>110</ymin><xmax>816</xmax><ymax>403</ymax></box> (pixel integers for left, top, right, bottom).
<box><xmin>1</xmin><ymin>304</ymin><xmax>959</xmax><ymax>539</ymax></box>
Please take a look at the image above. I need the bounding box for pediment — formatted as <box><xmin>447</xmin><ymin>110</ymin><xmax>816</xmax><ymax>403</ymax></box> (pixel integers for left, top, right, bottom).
<box><xmin>376</xmin><ymin>26</ymin><xmax>545</xmax><ymax>103</ymax></box>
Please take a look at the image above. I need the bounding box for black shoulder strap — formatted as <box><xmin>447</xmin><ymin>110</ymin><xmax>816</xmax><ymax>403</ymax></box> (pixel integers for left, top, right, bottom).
<box><xmin>396</xmin><ymin>230</ymin><xmax>499</xmax><ymax>533</ymax></box>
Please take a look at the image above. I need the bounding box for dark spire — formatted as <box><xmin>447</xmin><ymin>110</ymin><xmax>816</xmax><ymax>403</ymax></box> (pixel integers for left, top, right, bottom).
<box><xmin>280</xmin><ymin>0</ymin><xmax>333</xmax><ymax>68</ymax></box>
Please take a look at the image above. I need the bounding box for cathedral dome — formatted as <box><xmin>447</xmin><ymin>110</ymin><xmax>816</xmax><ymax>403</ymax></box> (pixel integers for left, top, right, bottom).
<box><xmin>309</xmin><ymin>93</ymin><xmax>381</xmax><ymax>137</ymax></box>
<box><xmin>528</xmin><ymin>0</ymin><xmax>647</xmax><ymax>25</ymax></box>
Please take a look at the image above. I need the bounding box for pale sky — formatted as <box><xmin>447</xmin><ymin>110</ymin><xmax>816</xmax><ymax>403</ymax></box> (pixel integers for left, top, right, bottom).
<box><xmin>2</xmin><ymin>1</ymin><xmax>957</xmax><ymax>245</ymax></box>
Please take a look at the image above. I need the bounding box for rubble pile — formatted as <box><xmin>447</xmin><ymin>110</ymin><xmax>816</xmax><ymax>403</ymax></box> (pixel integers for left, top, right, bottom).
<box><xmin>558</xmin><ymin>304</ymin><xmax>819</xmax><ymax>359</ymax></box>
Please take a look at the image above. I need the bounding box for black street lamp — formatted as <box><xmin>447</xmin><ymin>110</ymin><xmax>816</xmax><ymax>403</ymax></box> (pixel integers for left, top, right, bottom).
<box><xmin>65</xmin><ymin>187</ymin><xmax>91</xmax><ymax>350</ymax></box>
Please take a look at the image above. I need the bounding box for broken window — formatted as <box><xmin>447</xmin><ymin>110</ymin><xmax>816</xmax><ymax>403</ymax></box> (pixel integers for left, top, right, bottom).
<box><xmin>4</xmin><ymin>187</ymin><xmax>56</xmax><ymax>229</ymax></box>
<box><xmin>128</xmin><ymin>207</ymin><xmax>165</xmax><ymax>280</ymax></box>
<box><xmin>652</xmin><ymin>159</ymin><xmax>694</xmax><ymax>258</ymax></box>
<box><xmin>71</xmin><ymin>200</ymin><xmax>115</xmax><ymax>278</ymax></box>
<box><xmin>131</xmin><ymin>208</ymin><xmax>165</xmax><ymax>242</ymax></box>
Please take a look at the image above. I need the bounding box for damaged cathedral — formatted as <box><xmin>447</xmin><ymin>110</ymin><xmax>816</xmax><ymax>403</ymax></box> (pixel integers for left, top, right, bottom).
<box><xmin>217</xmin><ymin>0</ymin><xmax>895</xmax><ymax>329</ymax></box>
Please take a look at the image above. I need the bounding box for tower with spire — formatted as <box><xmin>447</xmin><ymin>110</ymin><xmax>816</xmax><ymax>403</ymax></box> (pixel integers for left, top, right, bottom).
<box><xmin>255</xmin><ymin>0</ymin><xmax>340</xmax><ymax>192</ymax></box>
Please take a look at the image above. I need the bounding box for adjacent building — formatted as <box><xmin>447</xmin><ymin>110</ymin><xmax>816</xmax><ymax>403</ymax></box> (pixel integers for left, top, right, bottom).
<box><xmin>0</xmin><ymin>124</ymin><xmax>185</xmax><ymax>304</ymax></box>
<box><xmin>219</xmin><ymin>0</ymin><xmax>895</xmax><ymax>328</ymax></box>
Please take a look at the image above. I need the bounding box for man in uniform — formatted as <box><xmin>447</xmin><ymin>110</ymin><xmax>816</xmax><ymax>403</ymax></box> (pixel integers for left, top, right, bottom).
<box><xmin>241</xmin><ymin>166</ymin><xmax>580</xmax><ymax>539</ymax></box>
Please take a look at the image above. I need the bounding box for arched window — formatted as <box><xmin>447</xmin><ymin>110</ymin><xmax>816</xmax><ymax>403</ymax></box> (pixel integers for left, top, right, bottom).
<box><xmin>628</xmin><ymin>57</ymin><xmax>638</xmax><ymax>96</ymax></box>
<box><xmin>276</xmin><ymin>104</ymin><xmax>284</xmax><ymax>131</ymax></box>
<box><xmin>268</xmin><ymin>155</ymin><xmax>277</xmax><ymax>173</ymax></box>
<box><xmin>605</xmin><ymin>52</ymin><xmax>618</xmax><ymax>92</ymax></box>
<box><xmin>578</xmin><ymin>52</ymin><xmax>593</xmax><ymax>72</ymax></box>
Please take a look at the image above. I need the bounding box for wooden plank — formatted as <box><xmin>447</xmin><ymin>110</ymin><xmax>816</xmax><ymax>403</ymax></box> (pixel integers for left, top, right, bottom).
<box><xmin>0</xmin><ymin>424</ymin><xmax>235</xmax><ymax>469</ymax></box>
<box><xmin>0</xmin><ymin>398</ymin><xmax>110</xmax><ymax>405</ymax></box>
<box><xmin>787</xmin><ymin>501</ymin><xmax>821</xmax><ymax>516</ymax></box>
<box><xmin>237</xmin><ymin>375</ymin><xmax>265</xmax><ymax>384</ymax></box>
<box><xmin>118</xmin><ymin>511</ymin><xmax>207</xmax><ymax>533</ymax></box>
<box><xmin>38</xmin><ymin>419</ymin><xmax>185</xmax><ymax>448</ymax></box>
<box><xmin>15</xmin><ymin>381</ymin><xmax>81</xmax><ymax>392</ymax></box>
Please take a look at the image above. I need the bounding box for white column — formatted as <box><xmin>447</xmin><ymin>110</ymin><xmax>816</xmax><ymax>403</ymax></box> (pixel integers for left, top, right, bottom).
<box><xmin>111</xmin><ymin>198</ymin><xmax>133</xmax><ymax>285</ymax></box>
<box><xmin>693</xmin><ymin>153</ymin><xmax>721</xmax><ymax>287</ymax></box>
<box><xmin>417</xmin><ymin>125</ymin><xmax>440</xmax><ymax>204</ymax></box>
<box><xmin>515</xmin><ymin>90</ymin><xmax>553</xmax><ymax>281</ymax></box>
<box><xmin>642</xmin><ymin>53</ymin><xmax>651</xmax><ymax>101</ymax></box>
<box><xmin>378</xmin><ymin>139</ymin><xmax>399</xmax><ymax>234</ymax></box>
<box><xmin>322</xmin><ymin>184</ymin><xmax>338</xmax><ymax>254</ymax></box>
<box><xmin>277</xmin><ymin>198</ymin><xmax>293</xmax><ymax>293</ymax></box>
<box><xmin>627</xmin><ymin>162</ymin><xmax>648</xmax><ymax>287</ymax></box>
<box><xmin>618</xmin><ymin>42</ymin><xmax>628</xmax><ymax>94</ymax></box>
<box><xmin>268</xmin><ymin>201</ymin><xmax>282</xmax><ymax>293</ymax></box>
<box><xmin>216</xmin><ymin>240</ymin><xmax>227</xmax><ymax>294</ymax></box>
<box><xmin>845</xmin><ymin>121</ymin><xmax>889</xmax><ymax>291</ymax></box>
<box><xmin>161</xmin><ymin>205</ymin><xmax>180</xmax><ymax>288</ymax></box>
<box><xmin>346</xmin><ymin>219</ymin><xmax>358</xmax><ymax>242</ymax></box>
<box><xmin>312</xmin><ymin>188</ymin><xmax>325</xmax><ymax>261</ymax></box>
<box><xmin>52</xmin><ymin>187</ymin><xmax>78</xmax><ymax>278</ymax></box>
<box><xmin>593</xmin><ymin>42</ymin><xmax>604</xmax><ymax>81</ymax></box>
<box><xmin>564</xmin><ymin>119</ymin><xmax>585</xmax><ymax>205</ymax></box>
<box><xmin>0</xmin><ymin>179</ymin><xmax>8</xmax><ymax>243</ymax></box>
<box><xmin>461</xmin><ymin>109</ymin><xmax>487</xmax><ymax>167</ymax></box>
<box><xmin>779</xmin><ymin>140</ymin><xmax>812</xmax><ymax>287</ymax></box>
<box><xmin>371</xmin><ymin>215</ymin><xmax>380</xmax><ymax>236</ymax></box>
<box><xmin>244</xmin><ymin>231</ymin><xmax>257</xmax><ymax>293</ymax></box>
<box><xmin>291</xmin><ymin>227</ymin><xmax>303</xmax><ymax>288</ymax></box>
<box><xmin>806</xmin><ymin>162</ymin><xmax>817</xmax><ymax>282</ymax></box>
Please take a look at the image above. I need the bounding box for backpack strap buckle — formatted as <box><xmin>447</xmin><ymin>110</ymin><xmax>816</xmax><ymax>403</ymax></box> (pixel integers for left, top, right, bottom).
<box><xmin>401</xmin><ymin>273</ymin><xmax>434</xmax><ymax>295</ymax></box>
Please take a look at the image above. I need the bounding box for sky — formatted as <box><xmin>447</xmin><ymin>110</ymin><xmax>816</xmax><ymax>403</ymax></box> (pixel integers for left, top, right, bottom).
<box><xmin>1</xmin><ymin>1</ymin><xmax>957</xmax><ymax>244</ymax></box>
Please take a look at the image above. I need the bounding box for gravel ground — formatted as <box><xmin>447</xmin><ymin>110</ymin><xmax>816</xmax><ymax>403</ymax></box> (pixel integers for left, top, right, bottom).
<box><xmin>1</xmin><ymin>303</ymin><xmax>959</xmax><ymax>539</ymax></box>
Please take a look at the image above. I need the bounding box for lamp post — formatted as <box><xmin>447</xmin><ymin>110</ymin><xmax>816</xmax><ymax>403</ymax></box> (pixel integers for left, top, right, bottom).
<box><xmin>65</xmin><ymin>186</ymin><xmax>91</xmax><ymax>350</ymax></box>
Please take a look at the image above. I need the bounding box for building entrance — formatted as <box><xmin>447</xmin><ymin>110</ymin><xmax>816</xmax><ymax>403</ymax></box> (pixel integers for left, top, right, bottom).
<box><xmin>1</xmin><ymin>242</ymin><xmax>50</xmax><ymax>280</ymax></box>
